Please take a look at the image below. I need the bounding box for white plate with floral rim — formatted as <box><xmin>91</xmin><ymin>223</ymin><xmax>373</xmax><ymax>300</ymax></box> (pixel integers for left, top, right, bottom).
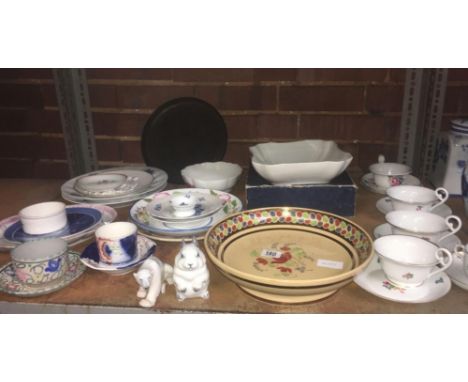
<box><xmin>354</xmin><ymin>255</ymin><xmax>451</xmax><ymax>303</ymax></box>
<box><xmin>61</xmin><ymin>166</ymin><xmax>167</xmax><ymax>206</ymax></box>
<box><xmin>0</xmin><ymin>204</ymin><xmax>117</xmax><ymax>250</ymax></box>
<box><xmin>79</xmin><ymin>235</ymin><xmax>156</xmax><ymax>276</ymax></box>
<box><xmin>361</xmin><ymin>173</ymin><xmax>421</xmax><ymax>194</ymax></box>
<box><xmin>0</xmin><ymin>251</ymin><xmax>85</xmax><ymax>297</ymax></box>
<box><xmin>375</xmin><ymin>196</ymin><xmax>452</xmax><ymax>217</ymax></box>
<box><xmin>74</xmin><ymin>172</ymin><xmax>142</xmax><ymax>198</ymax></box>
<box><xmin>373</xmin><ymin>223</ymin><xmax>461</xmax><ymax>252</ymax></box>
<box><xmin>129</xmin><ymin>188</ymin><xmax>242</xmax><ymax>239</ymax></box>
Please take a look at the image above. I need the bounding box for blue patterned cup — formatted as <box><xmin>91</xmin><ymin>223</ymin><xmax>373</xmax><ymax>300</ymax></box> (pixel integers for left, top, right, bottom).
<box><xmin>11</xmin><ymin>238</ymin><xmax>69</xmax><ymax>285</ymax></box>
<box><xmin>95</xmin><ymin>222</ymin><xmax>137</xmax><ymax>265</ymax></box>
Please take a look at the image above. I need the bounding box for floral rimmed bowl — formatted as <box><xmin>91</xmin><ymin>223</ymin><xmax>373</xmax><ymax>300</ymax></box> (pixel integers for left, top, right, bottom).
<box><xmin>204</xmin><ymin>207</ymin><xmax>374</xmax><ymax>304</ymax></box>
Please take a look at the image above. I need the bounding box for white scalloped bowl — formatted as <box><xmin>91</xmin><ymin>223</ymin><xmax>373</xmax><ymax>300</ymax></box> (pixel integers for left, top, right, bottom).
<box><xmin>181</xmin><ymin>162</ymin><xmax>242</xmax><ymax>191</ymax></box>
<box><xmin>250</xmin><ymin>140</ymin><xmax>353</xmax><ymax>185</ymax></box>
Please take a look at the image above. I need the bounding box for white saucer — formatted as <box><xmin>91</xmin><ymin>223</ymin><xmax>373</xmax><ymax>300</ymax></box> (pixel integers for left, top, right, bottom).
<box><xmin>446</xmin><ymin>253</ymin><xmax>468</xmax><ymax>291</ymax></box>
<box><xmin>79</xmin><ymin>235</ymin><xmax>156</xmax><ymax>276</ymax></box>
<box><xmin>354</xmin><ymin>255</ymin><xmax>451</xmax><ymax>303</ymax></box>
<box><xmin>373</xmin><ymin>223</ymin><xmax>461</xmax><ymax>252</ymax></box>
<box><xmin>375</xmin><ymin>197</ymin><xmax>452</xmax><ymax>217</ymax></box>
<box><xmin>361</xmin><ymin>173</ymin><xmax>421</xmax><ymax>194</ymax></box>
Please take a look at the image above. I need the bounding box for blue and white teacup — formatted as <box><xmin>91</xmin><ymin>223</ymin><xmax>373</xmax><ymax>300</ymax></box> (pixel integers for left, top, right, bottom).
<box><xmin>95</xmin><ymin>222</ymin><xmax>137</xmax><ymax>265</ymax></box>
<box><xmin>11</xmin><ymin>238</ymin><xmax>69</xmax><ymax>285</ymax></box>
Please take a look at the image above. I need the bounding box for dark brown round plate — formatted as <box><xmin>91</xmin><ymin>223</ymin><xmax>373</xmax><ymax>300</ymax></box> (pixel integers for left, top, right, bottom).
<box><xmin>141</xmin><ymin>97</ymin><xmax>227</xmax><ymax>183</ymax></box>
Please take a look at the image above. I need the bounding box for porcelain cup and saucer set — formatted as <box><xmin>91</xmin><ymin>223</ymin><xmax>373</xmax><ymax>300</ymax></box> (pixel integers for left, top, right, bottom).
<box><xmin>356</xmin><ymin>172</ymin><xmax>467</xmax><ymax>302</ymax></box>
<box><xmin>0</xmin><ymin>199</ymin><xmax>120</xmax><ymax>295</ymax></box>
<box><xmin>361</xmin><ymin>155</ymin><xmax>421</xmax><ymax>195</ymax></box>
<box><xmin>355</xmin><ymin>235</ymin><xmax>453</xmax><ymax>303</ymax></box>
<box><xmin>79</xmin><ymin>221</ymin><xmax>157</xmax><ymax>276</ymax></box>
<box><xmin>374</xmin><ymin>185</ymin><xmax>459</xmax><ymax>249</ymax></box>
<box><xmin>0</xmin><ymin>219</ymin><xmax>86</xmax><ymax>296</ymax></box>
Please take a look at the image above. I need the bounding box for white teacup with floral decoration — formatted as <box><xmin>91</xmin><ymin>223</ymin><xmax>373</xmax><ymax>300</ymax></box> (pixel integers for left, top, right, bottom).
<box><xmin>374</xmin><ymin>235</ymin><xmax>453</xmax><ymax>288</ymax></box>
<box><xmin>369</xmin><ymin>155</ymin><xmax>412</xmax><ymax>188</ymax></box>
<box><xmin>386</xmin><ymin>185</ymin><xmax>449</xmax><ymax>212</ymax></box>
<box><xmin>385</xmin><ymin>210</ymin><xmax>462</xmax><ymax>244</ymax></box>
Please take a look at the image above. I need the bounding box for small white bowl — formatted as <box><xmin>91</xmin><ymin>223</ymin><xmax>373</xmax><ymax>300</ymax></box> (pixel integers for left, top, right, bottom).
<box><xmin>181</xmin><ymin>162</ymin><xmax>242</xmax><ymax>191</ymax></box>
<box><xmin>19</xmin><ymin>201</ymin><xmax>67</xmax><ymax>235</ymax></box>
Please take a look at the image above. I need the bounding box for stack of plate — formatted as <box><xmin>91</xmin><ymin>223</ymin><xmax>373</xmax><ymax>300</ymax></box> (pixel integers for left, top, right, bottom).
<box><xmin>61</xmin><ymin>166</ymin><xmax>168</xmax><ymax>208</ymax></box>
<box><xmin>130</xmin><ymin>188</ymin><xmax>243</xmax><ymax>241</ymax></box>
<box><xmin>0</xmin><ymin>204</ymin><xmax>117</xmax><ymax>250</ymax></box>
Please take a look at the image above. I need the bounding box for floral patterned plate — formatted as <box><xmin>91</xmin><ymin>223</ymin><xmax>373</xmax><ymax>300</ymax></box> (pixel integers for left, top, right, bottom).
<box><xmin>0</xmin><ymin>251</ymin><xmax>85</xmax><ymax>297</ymax></box>
<box><xmin>61</xmin><ymin>166</ymin><xmax>167</xmax><ymax>206</ymax></box>
<box><xmin>204</xmin><ymin>207</ymin><xmax>374</xmax><ymax>303</ymax></box>
<box><xmin>353</xmin><ymin>255</ymin><xmax>451</xmax><ymax>303</ymax></box>
<box><xmin>130</xmin><ymin>189</ymin><xmax>242</xmax><ymax>239</ymax></box>
<box><xmin>361</xmin><ymin>173</ymin><xmax>420</xmax><ymax>195</ymax></box>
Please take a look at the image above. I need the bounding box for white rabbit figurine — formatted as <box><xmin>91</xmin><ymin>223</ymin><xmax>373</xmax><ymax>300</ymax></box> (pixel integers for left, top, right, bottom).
<box><xmin>133</xmin><ymin>256</ymin><xmax>174</xmax><ymax>308</ymax></box>
<box><xmin>173</xmin><ymin>239</ymin><xmax>210</xmax><ymax>301</ymax></box>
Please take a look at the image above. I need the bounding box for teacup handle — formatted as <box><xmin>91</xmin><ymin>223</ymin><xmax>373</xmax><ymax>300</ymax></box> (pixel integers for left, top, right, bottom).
<box><xmin>438</xmin><ymin>215</ymin><xmax>462</xmax><ymax>242</ymax></box>
<box><xmin>427</xmin><ymin>248</ymin><xmax>453</xmax><ymax>280</ymax></box>
<box><xmin>453</xmin><ymin>243</ymin><xmax>466</xmax><ymax>258</ymax></box>
<box><xmin>429</xmin><ymin>187</ymin><xmax>449</xmax><ymax>212</ymax></box>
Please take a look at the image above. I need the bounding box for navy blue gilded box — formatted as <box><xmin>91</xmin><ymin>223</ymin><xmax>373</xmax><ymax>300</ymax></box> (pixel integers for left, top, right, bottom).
<box><xmin>245</xmin><ymin>165</ymin><xmax>357</xmax><ymax>216</ymax></box>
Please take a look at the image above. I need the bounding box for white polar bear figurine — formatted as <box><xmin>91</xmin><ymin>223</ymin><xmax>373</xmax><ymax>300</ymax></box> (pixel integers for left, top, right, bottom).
<box><xmin>133</xmin><ymin>256</ymin><xmax>174</xmax><ymax>308</ymax></box>
<box><xmin>173</xmin><ymin>239</ymin><xmax>210</xmax><ymax>301</ymax></box>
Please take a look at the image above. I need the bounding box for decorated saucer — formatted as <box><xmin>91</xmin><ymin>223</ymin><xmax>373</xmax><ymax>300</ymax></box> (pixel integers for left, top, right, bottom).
<box><xmin>79</xmin><ymin>235</ymin><xmax>156</xmax><ymax>276</ymax></box>
<box><xmin>354</xmin><ymin>255</ymin><xmax>451</xmax><ymax>303</ymax></box>
<box><xmin>446</xmin><ymin>253</ymin><xmax>468</xmax><ymax>291</ymax></box>
<box><xmin>361</xmin><ymin>173</ymin><xmax>421</xmax><ymax>194</ymax></box>
<box><xmin>0</xmin><ymin>251</ymin><xmax>85</xmax><ymax>297</ymax></box>
<box><xmin>373</xmin><ymin>223</ymin><xmax>461</xmax><ymax>252</ymax></box>
<box><xmin>130</xmin><ymin>188</ymin><xmax>242</xmax><ymax>240</ymax></box>
<box><xmin>74</xmin><ymin>172</ymin><xmax>139</xmax><ymax>197</ymax></box>
<box><xmin>62</xmin><ymin>166</ymin><xmax>168</xmax><ymax>206</ymax></box>
<box><xmin>375</xmin><ymin>197</ymin><xmax>452</xmax><ymax>217</ymax></box>
<box><xmin>0</xmin><ymin>204</ymin><xmax>117</xmax><ymax>248</ymax></box>
<box><xmin>146</xmin><ymin>190</ymin><xmax>223</xmax><ymax>221</ymax></box>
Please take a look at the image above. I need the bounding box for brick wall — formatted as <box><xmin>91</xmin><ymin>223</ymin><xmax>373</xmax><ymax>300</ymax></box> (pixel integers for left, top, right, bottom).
<box><xmin>0</xmin><ymin>68</ymin><xmax>467</xmax><ymax>179</ymax></box>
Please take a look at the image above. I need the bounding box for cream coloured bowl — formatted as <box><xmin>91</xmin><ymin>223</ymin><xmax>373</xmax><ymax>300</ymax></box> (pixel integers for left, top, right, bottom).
<box><xmin>181</xmin><ymin>162</ymin><xmax>242</xmax><ymax>191</ymax></box>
